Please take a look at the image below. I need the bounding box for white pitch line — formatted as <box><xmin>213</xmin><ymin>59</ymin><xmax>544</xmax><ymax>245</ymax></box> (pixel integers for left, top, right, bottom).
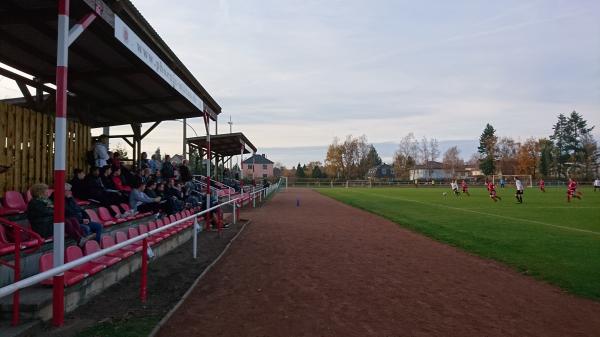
<box><xmin>365</xmin><ymin>193</ymin><xmax>600</xmax><ymax>237</ymax></box>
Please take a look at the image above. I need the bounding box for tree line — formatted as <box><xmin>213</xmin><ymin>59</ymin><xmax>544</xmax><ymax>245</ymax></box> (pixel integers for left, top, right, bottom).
<box><xmin>278</xmin><ymin>111</ymin><xmax>598</xmax><ymax>181</ymax></box>
<box><xmin>478</xmin><ymin>111</ymin><xmax>598</xmax><ymax>180</ymax></box>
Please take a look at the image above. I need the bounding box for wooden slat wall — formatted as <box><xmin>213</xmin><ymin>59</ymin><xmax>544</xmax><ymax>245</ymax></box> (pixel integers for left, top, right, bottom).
<box><xmin>0</xmin><ymin>102</ymin><xmax>91</xmax><ymax>195</ymax></box>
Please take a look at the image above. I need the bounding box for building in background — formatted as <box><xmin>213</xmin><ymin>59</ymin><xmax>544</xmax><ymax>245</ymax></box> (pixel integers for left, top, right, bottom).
<box><xmin>367</xmin><ymin>163</ymin><xmax>395</xmax><ymax>180</ymax></box>
<box><xmin>242</xmin><ymin>154</ymin><xmax>274</xmax><ymax>179</ymax></box>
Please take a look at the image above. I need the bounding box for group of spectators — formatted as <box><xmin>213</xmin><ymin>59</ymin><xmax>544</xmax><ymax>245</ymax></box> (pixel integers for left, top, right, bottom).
<box><xmin>25</xmin><ymin>135</ymin><xmax>220</xmax><ymax>247</ymax></box>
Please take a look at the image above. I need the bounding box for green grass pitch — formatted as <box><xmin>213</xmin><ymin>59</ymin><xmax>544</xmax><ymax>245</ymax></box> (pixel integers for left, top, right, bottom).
<box><xmin>318</xmin><ymin>186</ymin><xmax>600</xmax><ymax>300</ymax></box>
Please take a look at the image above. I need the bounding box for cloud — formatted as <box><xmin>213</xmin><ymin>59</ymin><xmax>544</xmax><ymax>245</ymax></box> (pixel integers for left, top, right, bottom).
<box><xmin>4</xmin><ymin>0</ymin><xmax>600</xmax><ymax>163</ymax></box>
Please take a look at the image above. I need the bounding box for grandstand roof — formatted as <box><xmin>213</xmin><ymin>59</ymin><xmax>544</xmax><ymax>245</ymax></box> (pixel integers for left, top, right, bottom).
<box><xmin>0</xmin><ymin>0</ymin><xmax>220</xmax><ymax>127</ymax></box>
<box><xmin>186</xmin><ymin>133</ymin><xmax>257</xmax><ymax>157</ymax></box>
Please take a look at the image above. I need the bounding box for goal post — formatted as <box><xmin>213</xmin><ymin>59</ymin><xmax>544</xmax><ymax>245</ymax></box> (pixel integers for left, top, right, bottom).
<box><xmin>492</xmin><ymin>175</ymin><xmax>533</xmax><ymax>188</ymax></box>
<box><xmin>345</xmin><ymin>180</ymin><xmax>371</xmax><ymax>188</ymax></box>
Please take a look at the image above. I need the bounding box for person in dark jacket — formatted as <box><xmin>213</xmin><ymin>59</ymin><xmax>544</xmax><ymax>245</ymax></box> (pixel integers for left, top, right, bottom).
<box><xmin>64</xmin><ymin>183</ymin><xmax>102</xmax><ymax>242</ymax></box>
<box><xmin>161</xmin><ymin>155</ymin><xmax>175</xmax><ymax>179</ymax></box>
<box><xmin>69</xmin><ymin>168</ymin><xmax>87</xmax><ymax>200</ymax></box>
<box><xmin>144</xmin><ymin>181</ymin><xmax>158</xmax><ymax>198</ymax></box>
<box><xmin>27</xmin><ymin>183</ymin><xmax>86</xmax><ymax>246</ymax></box>
<box><xmin>178</xmin><ymin>160</ymin><xmax>192</xmax><ymax>182</ymax></box>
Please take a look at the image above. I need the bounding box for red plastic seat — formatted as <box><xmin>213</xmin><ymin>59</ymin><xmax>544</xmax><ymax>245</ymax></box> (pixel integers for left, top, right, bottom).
<box><xmin>0</xmin><ymin>242</ymin><xmax>15</xmax><ymax>255</ymax></box>
<box><xmin>65</xmin><ymin>246</ymin><xmax>106</xmax><ymax>276</ymax></box>
<box><xmin>168</xmin><ymin>214</ymin><xmax>186</xmax><ymax>232</ymax></box>
<box><xmin>137</xmin><ymin>224</ymin><xmax>159</xmax><ymax>244</ymax></box>
<box><xmin>84</xmin><ymin>240</ymin><xmax>121</xmax><ymax>266</ymax></box>
<box><xmin>101</xmin><ymin>235</ymin><xmax>134</xmax><ymax>259</ymax></box>
<box><xmin>116</xmin><ymin>231</ymin><xmax>142</xmax><ymax>253</ymax></box>
<box><xmin>109</xmin><ymin>205</ymin><xmax>136</xmax><ymax>221</ymax></box>
<box><xmin>98</xmin><ymin>207</ymin><xmax>126</xmax><ymax>224</ymax></box>
<box><xmin>155</xmin><ymin>219</ymin><xmax>175</xmax><ymax>237</ymax></box>
<box><xmin>85</xmin><ymin>208</ymin><xmax>115</xmax><ymax>227</ymax></box>
<box><xmin>3</xmin><ymin>191</ymin><xmax>27</xmax><ymax>213</ymax></box>
<box><xmin>120</xmin><ymin>203</ymin><xmax>151</xmax><ymax>217</ymax></box>
<box><xmin>0</xmin><ymin>205</ymin><xmax>21</xmax><ymax>216</ymax></box>
<box><xmin>75</xmin><ymin>198</ymin><xmax>91</xmax><ymax>206</ymax></box>
<box><xmin>39</xmin><ymin>253</ymin><xmax>86</xmax><ymax>286</ymax></box>
<box><xmin>0</xmin><ymin>223</ymin><xmax>40</xmax><ymax>249</ymax></box>
<box><xmin>25</xmin><ymin>189</ymin><xmax>33</xmax><ymax>203</ymax></box>
<box><xmin>147</xmin><ymin>221</ymin><xmax>166</xmax><ymax>242</ymax></box>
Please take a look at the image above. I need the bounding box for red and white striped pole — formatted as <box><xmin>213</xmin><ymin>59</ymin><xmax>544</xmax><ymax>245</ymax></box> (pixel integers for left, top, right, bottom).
<box><xmin>204</xmin><ymin>113</ymin><xmax>211</xmax><ymax>231</ymax></box>
<box><xmin>52</xmin><ymin>0</ymin><xmax>69</xmax><ymax>326</ymax></box>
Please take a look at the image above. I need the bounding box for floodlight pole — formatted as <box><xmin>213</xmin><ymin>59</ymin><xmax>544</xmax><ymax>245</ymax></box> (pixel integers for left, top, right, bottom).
<box><xmin>53</xmin><ymin>0</ymin><xmax>97</xmax><ymax>327</ymax></box>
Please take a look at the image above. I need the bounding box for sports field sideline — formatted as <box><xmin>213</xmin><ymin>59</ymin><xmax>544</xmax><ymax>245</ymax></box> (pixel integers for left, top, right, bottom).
<box><xmin>156</xmin><ymin>188</ymin><xmax>600</xmax><ymax>337</ymax></box>
<box><xmin>319</xmin><ymin>186</ymin><xmax>600</xmax><ymax>300</ymax></box>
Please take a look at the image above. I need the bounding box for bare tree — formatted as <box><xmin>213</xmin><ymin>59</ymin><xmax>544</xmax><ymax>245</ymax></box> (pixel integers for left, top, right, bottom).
<box><xmin>429</xmin><ymin>138</ymin><xmax>440</xmax><ymax>162</ymax></box>
<box><xmin>442</xmin><ymin>146</ymin><xmax>464</xmax><ymax>177</ymax></box>
<box><xmin>393</xmin><ymin>133</ymin><xmax>419</xmax><ymax>179</ymax></box>
<box><xmin>497</xmin><ymin>137</ymin><xmax>519</xmax><ymax>175</ymax></box>
<box><xmin>420</xmin><ymin>137</ymin><xmax>431</xmax><ymax>178</ymax></box>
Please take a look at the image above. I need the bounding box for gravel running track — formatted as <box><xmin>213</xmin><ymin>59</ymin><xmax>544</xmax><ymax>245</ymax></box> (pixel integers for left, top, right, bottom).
<box><xmin>155</xmin><ymin>188</ymin><xmax>600</xmax><ymax>337</ymax></box>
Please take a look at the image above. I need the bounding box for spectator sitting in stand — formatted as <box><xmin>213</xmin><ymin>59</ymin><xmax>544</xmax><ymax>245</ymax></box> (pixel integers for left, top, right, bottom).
<box><xmin>154</xmin><ymin>170</ymin><xmax>164</xmax><ymax>184</ymax></box>
<box><xmin>27</xmin><ymin>183</ymin><xmax>87</xmax><ymax>246</ymax></box>
<box><xmin>106</xmin><ymin>151</ymin><xmax>114</xmax><ymax>168</ymax></box>
<box><xmin>129</xmin><ymin>179</ymin><xmax>162</xmax><ymax>214</ymax></box>
<box><xmin>69</xmin><ymin>168</ymin><xmax>87</xmax><ymax>200</ymax></box>
<box><xmin>64</xmin><ymin>183</ymin><xmax>102</xmax><ymax>242</ymax></box>
<box><xmin>155</xmin><ymin>182</ymin><xmax>165</xmax><ymax>199</ymax></box>
<box><xmin>164</xmin><ymin>179</ymin><xmax>184</xmax><ymax>214</ymax></box>
<box><xmin>112</xmin><ymin>167</ymin><xmax>132</xmax><ymax>193</ymax></box>
<box><xmin>161</xmin><ymin>155</ymin><xmax>175</xmax><ymax>180</ymax></box>
<box><xmin>140</xmin><ymin>167</ymin><xmax>152</xmax><ymax>185</ymax></box>
<box><xmin>86</xmin><ymin>166</ymin><xmax>123</xmax><ymax>205</ymax></box>
<box><xmin>139</xmin><ymin>152</ymin><xmax>150</xmax><ymax>170</ymax></box>
<box><xmin>111</xmin><ymin>152</ymin><xmax>122</xmax><ymax>171</ymax></box>
<box><xmin>149</xmin><ymin>154</ymin><xmax>161</xmax><ymax>174</ymax></box>
<box><xmin>144</xmin><ymin>181</ymin><xmax>158</xmax><ymax>198</ymax></box>
<box><xmin>100</xmin><ymin>165</ymin><xmax>114</xmax><ymax>191</ymax></box>
<box><xmin>179</xmin><ymin>160</ymin><xmax>192</xmax><ymax>182</ymax></box>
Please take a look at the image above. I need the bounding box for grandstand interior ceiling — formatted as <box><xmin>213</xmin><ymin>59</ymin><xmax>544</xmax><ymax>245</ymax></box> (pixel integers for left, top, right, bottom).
<box><xmin>187</xmin><ymin>133</ymin><xmax>257</xmax><ymax>157</ymax></box>
<box><xmin>0</xmin><ymin>0</ymin><xmax>221</xmax><ymax>128</ymax></box>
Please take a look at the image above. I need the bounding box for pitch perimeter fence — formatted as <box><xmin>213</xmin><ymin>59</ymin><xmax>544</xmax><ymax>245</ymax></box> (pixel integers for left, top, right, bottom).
<box><xmin>286</xmin><ymin>178</ymin><xmax>593</xmax><ymax>188</ymax></box>
<box><xmin>0</xmin><ymin>178</ymin><xmax>284</xmax><ymax>326</ymax></box>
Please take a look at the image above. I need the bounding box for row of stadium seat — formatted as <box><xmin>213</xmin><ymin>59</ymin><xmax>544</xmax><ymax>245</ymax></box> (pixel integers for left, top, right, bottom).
<box><xmin>39</xmin><ymin>209</ymin><xmax>198</xmax><ymax>286</ymax></box>
<box><xmin>0</xmin><ymin>201</ymin><xmax>160</xmax><ymax>258</ymax></box>
<box><xmin>0</xmin><ymin>189</ymin><xmax>90</xmax><ymax>216</ymax></box>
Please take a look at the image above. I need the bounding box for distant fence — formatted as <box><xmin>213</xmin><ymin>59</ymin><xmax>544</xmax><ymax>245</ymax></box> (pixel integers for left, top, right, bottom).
<box><xmin>286</xmin><ymin>178</ymin><xmax>593</xmax><ymax>188</ymax></box>
<box><xmin>0</xmin><ymin>102</ymin><xmax>91</xmax><ymax>194</ymax></box>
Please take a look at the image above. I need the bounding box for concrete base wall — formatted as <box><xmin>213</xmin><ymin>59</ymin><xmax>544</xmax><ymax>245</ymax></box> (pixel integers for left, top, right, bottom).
<box><xmin>0</xmin><ymin>227</ymin><xmax>193</xmax><ymax>322</ymax></box>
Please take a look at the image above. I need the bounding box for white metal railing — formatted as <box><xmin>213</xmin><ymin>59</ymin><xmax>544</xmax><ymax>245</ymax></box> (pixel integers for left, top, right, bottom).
<box><xmin>0</xmin><ymin>197</ymin><xmax>241</xmax><ymax>300</ymax></box>
<box><xmin>0</xmin><ymin>179</ymin><xmax>284</xmax><ymax>302</ymax></box>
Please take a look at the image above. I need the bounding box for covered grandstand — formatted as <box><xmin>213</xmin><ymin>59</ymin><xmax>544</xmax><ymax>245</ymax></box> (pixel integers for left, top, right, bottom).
<box><xmin>0</xmin><ymin>0</ymin><xmax>279</xmax><ymax>333</ymax></box>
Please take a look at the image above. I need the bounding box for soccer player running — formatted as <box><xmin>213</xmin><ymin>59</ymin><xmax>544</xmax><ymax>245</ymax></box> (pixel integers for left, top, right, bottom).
<box><xmin>514</xmin><ymin>177</ymin><xmax>524</xmax><ymax>203</ymax></box>
<box><xmin>487</xmin><ymin>180</ymin><xmax>502</xmax><ymax>202</ymax></box>
<box><xmin>594</xmin><ymin>178</ymin><xmax>600</xmax><ymax>192</ymax></box>
<box><xmin>450</xmin><ymin>180</ymin><xmax>460</xmax><ymax>196</ymax></box>
<box><xmin>538</xmin><ymin>178</ymin><xmax>546</xmax><ymax>192</ymax></box>
<box><xmin>461</xmin><ymin>179</ymin><xmax>470</xmax><ymax>196</ymax></box>
<box><xmin>567</xmin><ymin>178</ymin><xmax>582</xmax><ymax>202</ymax></box>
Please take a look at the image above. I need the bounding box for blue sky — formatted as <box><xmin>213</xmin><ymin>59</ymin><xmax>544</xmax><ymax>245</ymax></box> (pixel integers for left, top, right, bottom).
<box><xmin>2</xmin><ymin>0</ymin><xmax>599</xmax><ymax>167</ymax></box>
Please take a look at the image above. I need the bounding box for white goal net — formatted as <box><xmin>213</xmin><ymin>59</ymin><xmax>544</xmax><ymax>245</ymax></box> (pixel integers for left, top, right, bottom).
<box><xmin>492</xmin><ymin>175</ymin><xmax>533</xmax><ymax>188</ymax></box>
<box><xmin>345</xmin><ymin>180</ymin><xmax>372</xmax><ymax>188</ymax></box>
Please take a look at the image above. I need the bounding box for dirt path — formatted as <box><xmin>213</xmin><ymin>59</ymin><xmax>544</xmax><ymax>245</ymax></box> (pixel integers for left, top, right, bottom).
<box><xmin>156</xmin><ymin>188</ymin><xmax>600</xmax><ymax>337</ymax></box>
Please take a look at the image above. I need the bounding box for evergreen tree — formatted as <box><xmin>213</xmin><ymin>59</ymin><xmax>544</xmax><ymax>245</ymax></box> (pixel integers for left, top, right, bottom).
<box><xmin>550</xmin><ymin>111</ymin><xmax>595</xmax><ymax>178</ymax></box>
<box><xmin>538</xmin><ymin>138</ymin><xmax>554</xmax><ymax>178</ymax></box>
<box><xmin>478</xmin><ymin>124</ymin><xmax>497</xmax><ymax>176</ymax></box>
<box><xmin>311</xmin><ymin>166</ymin><xmax>323</xmax><ymax>178</ymax></box>
<box><xmin>366</xmin><ymin>145</ymin><xmax>382</xmax><ymax>166</ymax></box>
<box><xmin>296</xmin><ymin>163</ymin><xmax>306</xmax><ymax>178</ymax></box>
